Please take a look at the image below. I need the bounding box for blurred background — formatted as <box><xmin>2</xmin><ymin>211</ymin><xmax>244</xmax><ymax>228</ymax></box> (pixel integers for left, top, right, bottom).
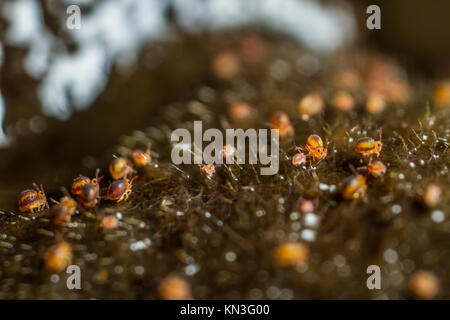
<box><xmin>0</xmin><ymin>0</ymin><xmax>449</xmax><ymax>207</ymax></box>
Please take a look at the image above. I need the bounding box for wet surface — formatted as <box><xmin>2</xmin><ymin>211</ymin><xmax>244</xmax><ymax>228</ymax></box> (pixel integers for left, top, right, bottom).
<box><xmin>0</xmin><ymin>32</ymin><xmax>449</xmax><ymax>299</ymax></box>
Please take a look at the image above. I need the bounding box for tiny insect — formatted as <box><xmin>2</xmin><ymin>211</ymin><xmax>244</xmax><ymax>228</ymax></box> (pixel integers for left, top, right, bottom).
<box><xmin>357</xmin><ymin>160</ymin><xmax>386</xmax><ymax>177</ymax></box>
<box><xmin>130</xmin><ymin>143</ymin><xmax>152</xmax><ymax>167</ymax></box>
<box><xmin>341</xmin><ymin>167</ymin><xmax>367</xmax><ymax>200</ymax></box>
<box><xmin>409</xmin><ymin>270</ymin><xmax>440</xmax><ymax>300</ymax></box>
<box><xmin>219</xmin><ymin>144</ymin><xmax>236</xmax><ymax>160</ymax></box>
<box><xmin>274</xmin><ymin>242</ymin><xmax>309</xmax><ymax>266</ymax></box>
<box><xmin>433</xmin><ymin>81</ymin><xmax>450</xmax><ymax>108</ymax></box>
<box><xmin>109</xmin><ymin>157</ymin><xmax>134</xmax><ymax>180</ymax></box>
<box><xmin>423</xmin><ymin>183</ymin><xmax>441</xmax><ymax>207</ymax></box>
<box><xmin>106</xmin><ymin>176</ymin><xmax>138</xmax><ymax>202</ymax></box>
<box><xmin>332</xmin><ymin>90</ymin><xmax>355</xmax><ymax>111</ymax></box>
<box><xmin>71</xmin><ymin>168</ymin><xmax>102</xmax><ymax>196</ymax></box>
<box><xmin>100</xmin><ymin>215</ymin><xmax>119</xmax><ymax>230</ymax></box>
<box><xmin>305</xmin><ymin>134</ymin><xmax>330</xmax><ymax>161</ymax></box>
<box><xmin>44</xmin><ymin>241</ymin><xmax>72</xmax><ymax>273</ymax></box>
<box><xmin>200</xmin><ymin>164</ymin><xmax>216</xmax><ymax>179</ymax></box>
<box><xmin>18</xmin><ymin>183</ymin><xmax>49</xmax><ymax>213</ymax></box>
<box><xmin>355</xmin><ymin>128</ymin><xmax>383</xmax><ymax>158</ymax></box>
<box><xmin>158</xmin><ymin>276</ymin><xmax>192</xmax><ymax>300</ymax></box>
<box><xmin>228</xmin><ymin>102</ymin><xmax>253</xmax><ymax>120</ymax></box>
<box><xmin>212</xmin><ymin>51</ymin><xmax>240</xmax><ymax>80</ymax></box>
<box><xmin>297</xmin><ymin>93</ymin><xmax>324</xmax><ymax>117</ymax></box>
<box><xmin>78</xmin><ymin>183</ymin><xmax>101</xmax><ymax>207</ymax></box>
<box><xmin>50</xmin><ymin>187</ymin><xmax>78</xmax><ymax>224</ymax></box>
<box><xmin>292</xmin><ymin>150</ymin><xmax>307</xmax><ymax>166</ymax></box>
<box><xmin>365</xmin><ymin>93</ymin><xmax>386</xmax><ymax>114</ymax></box>
<box><xmin>299</xmin><ymin>198</ymin><xmax>316</xmax><ymax>214</ymax></box>
<box><xmin>270</xmin><ymin>111</ymin><xmax>294</xmax><ymax>138</ymax></box>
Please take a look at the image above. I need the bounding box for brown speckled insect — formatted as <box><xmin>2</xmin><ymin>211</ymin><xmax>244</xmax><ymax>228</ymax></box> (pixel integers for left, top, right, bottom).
<box><xmin>305</xmin><ymin>134</ymin><xmax>330</xmax><ymax>161</ymax></box>
<box><xmin>270</xmin><ymin>111</ymin><xmax>294</xmax><ymax>138</ymax></box>
<box><xmin>107</xmin><ymin>176</ymin><xmax>138</xmax><ymax>202</ymax></box>
<box><xmin>358</xmin><ymin>160</ymin><xmax>386</xmax><ymax>177</ymax></box>
<box><xmin>355</xmin><ymin>128</ymin><xmax>383</xmax><ymax>158</ymax></box>
<box><xmin>130</xmin><ymin>143</ymin><xmax>151</xmax><ymax>167</ymax></box>
<box><xmin>18</xmin><ymin>183</ymin><xmax>49</xmax><ymax>213</ymax></box>
<box><xmin>50</xmin><ymin>187</ymin><xmax>78</xmax><ymax>224</ymax></box>
<box><xmin>109</xmin><ymin>157</ymin><xmax>134</xmax><ymax>180</ymax></box>
<box><xmin>341</xmin><ymin>166</ymin><xmax>367</xmax><ymax>200</ymax></box>
<box><xmin>71</xmin><ymin>168</ymin><xmax>102</xmax><ymax>196</ymax></box>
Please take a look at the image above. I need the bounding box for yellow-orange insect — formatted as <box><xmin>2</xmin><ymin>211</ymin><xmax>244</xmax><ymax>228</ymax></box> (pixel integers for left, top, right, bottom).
<box><xmin>270</xmin><ymin>111</ymin><xmax>294</xmax><ymax>138</ymax></box>
<box><xmin>71</xmin><ymin>168</ymin><xmax>102</xmax><ymax>196</ymax></box>
<box><xmin>274</xmin><ymin>242</ymin><xmax>309</xmax><ymax>266</ymax></box>
<box><xmin>341</xmin><ymin>172</ymin><xmax>367</xmax><ymax>200</ymax></box>
<box><xmin>200</xmin><ymin>164</ymin><xmax>216</xmax><ymax>179</ymax></box>
<box><xmin>44</xmin><ymin>241</ymin><xmax>73</xmax><ymax>273</ymax></box>
<box><xmin>18</xmin><ymin>183</ymin><xmax>49</xmax><ymax>214</ymax></box>
<box><xmin>297</xmin><ymin>93</ymin><xmax>324</xmax><ymax>117</ymax></box>
<box><xmin>50</xmin><ymin>187</ymin><xmax>78</xmax><ymax>224</ymax></box>
<box><xmin>355</xmin><ymin>128</ymin><xmax>383</xmax><ymax>158</ymax></box>
<box><xmin>130</xmin><ymin>144</ymin><xmax>151</xmax><ymax>167</ymax></box>
<box><xmin>305</xmin><ymin>134</ymin><xmax>329</xmax><ymax>161</ymax></box>
<box><xmin>109</xmin><ymin>157</ymin><xmax>134</xmax><ymax>180</ymax></box>
<box><xmin>358</xmin><ymin>160</ymin><xmax>386</xmax><ymax>177</ymax></box>
<box><xmin>228</xmin><ymin>102</ymin><xmax>253</xmax><ymax>120</ymax></box>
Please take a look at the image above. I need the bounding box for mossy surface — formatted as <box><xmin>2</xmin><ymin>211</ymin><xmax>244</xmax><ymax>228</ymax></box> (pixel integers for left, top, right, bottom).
<box><xmin>0</xmin><ymin>32</ymin><xmax>449</xmax><ymax>299</ymax></box>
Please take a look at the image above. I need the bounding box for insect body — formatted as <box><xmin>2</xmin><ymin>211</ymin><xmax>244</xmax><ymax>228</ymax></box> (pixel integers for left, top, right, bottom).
<box><xmin>220</xmin><ymin>144</ymin><xmax>236</xmax><ymax>159</ymax></box>
<box><xmin>78</xmin><ymin>183</ymin><xmax>101</xmax><ymax>207</ymax></box>
<box><xmin>297</xmin><ymin>93</ymin><xmax>324</xmax><ymax>117</ymax></box>
<box><xmin>109</xmin><ymin>157</ymin><xmax>134</xmax><ymax>180</ymax></box>
<box><xmin>200</xmin><ymin>164</ymin><xmax>216</xmax><ymax>179</ymax></box>
<box><xmin>274</xmin><ymin>242</ymin><xmax>309</xmax><ymax>266</ymax></box>
<box><xmin>71</xmin><ymin>168</ymin><xmax>102</xmax><ymax>196</ymax></box>
<box><xmin>107</xmin><ymin>176</ymin><xmax>138</xmax><ymax>202</ymax></box>
<box><xmin>332</xmin><ymin>91</ymin><xmax>355</xmax><ymax>111</ymax></box>
<box><xmin>292</xmin><ymin>150</ymin><xmax>307</xmax><ymax>166</ymax></box>
<box><xmin>100</xmin><ymin>215</ymin><xmax>119</xmax><ymax>230</ymax></box>
<box><xmin>270</xmin><ymin>111</ymin><xmax>294</xmax><ymax>138</ymax></box>
<box><xmin>228</xmin><ymin>102</ymin><xmax>253</xmax><ymax>120</ymax></box>
<box><xmin>44</xmin><ymin>241</ymin><xmax>72</xmax><ymax>272</ymax></box>
<box><xmin>355</xmin><ymin>129</ymin><xmax>383</xmax><ymax>158</ymax></box>
<box><xmin>341</xmin><ymin>174</ymin><xmax>367</xmax><ymax>200</ymax></box>
<box><xmin>18</xmin><ymin>183</ymin><xmax>49</xmax><ymax>213</ymax></box>
<box><xmin>50</xmin><ymin>187</ymin><xmax>77</xmax><ymax>224</ymax></box>
<box><xmin>305</xmin><ymin>135</ymin><xmax>329</xmax><ymax>161</ymax></box>
<box><xmin>358</xmin><ymin>160</ymin><xmax>386</xmax><ymax>177</ymax></box>
<box><xmin>130</xmin><ymin>144</ymin><xmax>151</xmax><ymax>167</ymax></box>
